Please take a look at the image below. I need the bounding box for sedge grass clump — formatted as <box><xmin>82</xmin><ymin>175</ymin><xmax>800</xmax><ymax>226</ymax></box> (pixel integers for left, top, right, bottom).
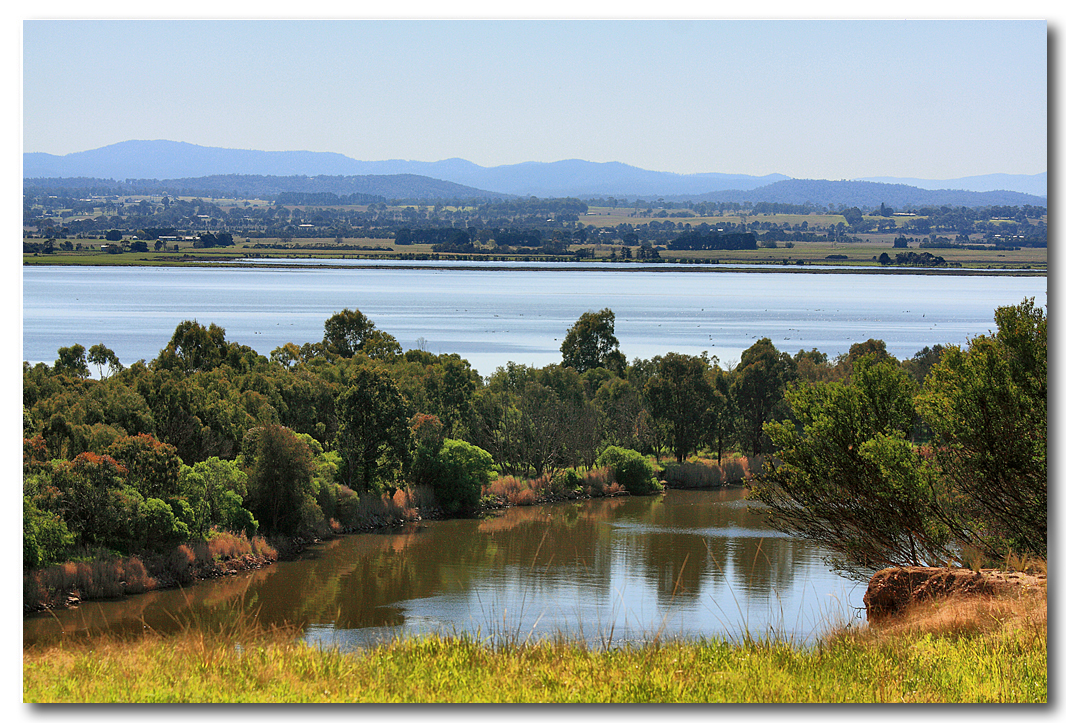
<box><xmin>250</xmin><ymin>536</ymin><xmax>278</xmax><ymax>561</ymax></box>
<box><xmin>581</xmin><ymin>467</ymin><xmax>613</xmax><ymax>496</ymax></box>
<box><xmin>23</xmin><ymin>531</ymin><xmax>279</xmax><ymax>610</ymax></box>
<box><xmin>204</xmin><ymin>531</ymin><xmax>253</xmax><ymax>561</ymax></box>
<box><xmin>512</xmin><ymin>489</ymin><xmax>537</xmax><ymax>506</ymax></box>
<box><xmin>662</xmin><ymin>456</ymin><xmax>758</xmax><ymax>488</ymax></box>
<box><xmin>118</xmin><ymin>556</ymin><xmax>154</xmax><ymax>595</ymax></box>
<box><xmin>167</xmin><ymin>545</ymin><xmax>197</xmax><ymax>584</ymax></box>
<box><xmin>484</xmin><ymin>475</ymin><xmax>529</xmax><ymax>505</ymax></box>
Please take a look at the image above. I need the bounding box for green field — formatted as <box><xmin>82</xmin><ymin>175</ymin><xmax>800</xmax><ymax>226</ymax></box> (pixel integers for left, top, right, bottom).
<box><xmin>24</xmin><ymin>237</ymin><xmax>1047</xmax><ymax>274</ymax></box>
<box><xmin>24</xmin><ymin>204</ymin><xmax>1047</xmax><ymax>274</ymax></box>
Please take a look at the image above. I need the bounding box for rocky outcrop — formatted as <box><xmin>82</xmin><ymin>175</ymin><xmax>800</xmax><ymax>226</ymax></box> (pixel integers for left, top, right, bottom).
<box><xmin>863</xmin><ymin>566</ymin><xmax>1045</xmax><ymax>621</ymax></box>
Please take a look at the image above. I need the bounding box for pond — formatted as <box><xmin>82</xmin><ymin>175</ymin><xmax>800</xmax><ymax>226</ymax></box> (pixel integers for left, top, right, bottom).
<box><xmin>24</xmin><ymin>489</ymin><xmax>866</xmax><ymax>650</ymax></box>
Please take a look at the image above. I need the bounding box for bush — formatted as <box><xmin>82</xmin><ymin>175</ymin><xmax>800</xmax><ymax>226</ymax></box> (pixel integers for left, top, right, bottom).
<box><xmin>23</xmin><ymin>497</ymin><xmax>74</xmax><ymax>569</ymax></box>
<box><xmin>556</xmin><ymin>468</ymin><xmax>583</xmax><ymax>492</ymax></box>
<box><xmin>218</xmin><ymin>490</ymin><xmax>259</xmax><ymax>537</ymax></box>
<box><xmin>433</xmin><ymin>439</ymin><xmax>496</xmax><ymax>513</ymax></box>
<box><xmin>596</xmin><ymin>446</ymin><xmax>661</xmax><ymax>495</ymax></box>
<box><xmin>142</xmin><ymin>497</ymin><xmax>191</xmax><ymax>551</ymax></box>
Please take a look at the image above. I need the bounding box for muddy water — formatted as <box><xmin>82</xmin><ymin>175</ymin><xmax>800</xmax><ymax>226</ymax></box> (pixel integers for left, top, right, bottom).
<box><xmin>24</xmin><ymin>489</ymin><xmax>866</xmax><ymax>649</ymax></box>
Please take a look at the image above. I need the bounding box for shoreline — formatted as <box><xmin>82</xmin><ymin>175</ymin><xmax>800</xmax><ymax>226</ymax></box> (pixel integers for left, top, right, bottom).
<box><xmin>23</xmin><ymin>257</ymin><xmax>1047</xmax><ymax>277</ymax></box>
<box><xmin>24</xmin><ymin>480</ymin><xmax>736</xmax><ymax>616</ymax></box>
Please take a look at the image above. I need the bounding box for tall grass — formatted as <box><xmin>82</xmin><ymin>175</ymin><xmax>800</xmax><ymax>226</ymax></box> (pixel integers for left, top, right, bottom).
<box><xmin>482</xmin><ymin>468</ymin><xmax>624</xmax><ymax>507</ymax></box>
<box><xmin>342</xmin><ymin>485</ymin><xmax>435</xmax><ymax>528</ymax></box>
<box><xmin>23</xmin><ymin>583</ymin><xmax>1046</xmax><ymax>703</ymax></box>
<box><xmin>661</xmin><ymin>455</ymin><xmax>761</xmax><ymax>489</ymax></box>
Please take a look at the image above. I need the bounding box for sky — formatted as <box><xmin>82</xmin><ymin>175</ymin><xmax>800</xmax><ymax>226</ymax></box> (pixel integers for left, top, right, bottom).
<box><xmin>19</xmin><ymin>9</ymin><xmax>1050</xmax><ymax>181</ymax></box>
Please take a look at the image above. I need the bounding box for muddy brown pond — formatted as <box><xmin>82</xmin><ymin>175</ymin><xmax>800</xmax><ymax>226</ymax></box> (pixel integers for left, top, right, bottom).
<box><xmin>24</xmin><ymin>489</ymin><xmax>867</xmax><ymax>649</ymax></box>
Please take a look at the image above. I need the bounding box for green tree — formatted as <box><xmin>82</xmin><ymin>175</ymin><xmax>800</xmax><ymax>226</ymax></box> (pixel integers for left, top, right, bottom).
<box><xmin>731</xmin><ymin>338</ymin><xmax>795</xmax><ymax>457</ymax></box>
<box><xmin>244</xmin><ymin>424</ymin><xmax>315</xmax><ymax>535</ymax></box>
<box><xmin>156</xmin><ymin>320</ymin><xmax>230</xmax><ymax>373</ymax></box>
<box><xmin>178</xmin><ymin>456</ymin><xmax>254</xmax><ymax>536</ymax></box>
<box><xmin>644</xmin><ymin>353</ymin><xmax>712</xmax><ymax>462</ymax></box>
<box><xmin>842</xmin><ymin>207</ymin><xmax>864</xmax><ymax>227</ymax></box>
<box><xmin>593</xmin><ymin>376</ymin><xmax>644</xmax><ymax>452</ymax></box>
<box><xmin>105</xmin><ymin>433</ymin><xmax>182</xmax><ymax>500</ymax></box>
<box><xmin>597</xmin><ymin>446</ymin><xmax>660</xmax><ymax>495</ymax></box>
<box><xmin>432</xmin><ymin>439</ymin><xmax>496</xmax><ymax>514</ymax></box>
<box><xmin>87</xmin><ymin>344</ymin><xmax>123</xmax><ymax>379</ymax></box>
<box><xmin>54</xmin><ymin>344</ymin><xmax>89</xmax><ymax>378</ymax></box>
<box><xmin>560</xmin><ymin>308</ymin><xmax>626</xmax><ymax>374</ymax></box>
<box><xmin>917</xmin><ymin>299</ymin><xmax>1047</xmax><ymax>560</ymax></box>
<box><xmin>902</xmin><ymin>344</ymin><xmax>945</xmax><ymax>385</ymax></box>
<box><xmin>750</xmin><ymin>358</ymin><xmax>948</xmax><ymax>577</ymax></box>
<box><xmin>48</xmin><ymin>452</ymin><xmax>126</xmax><ymax>546</ymax></box>
<box><xmin>23</xmin><ymin>496</ymin><xmax>74</xmax><ymax>568</ymax></box>
<box><xmin>335</xmin><ymin>367</ymin><xmax>412</xmax><ymax>492</ymax></box>
<box><xmin>323</xmin><ymin>308</ymin><xmax>401</xmax><ymax>359</ymax></box>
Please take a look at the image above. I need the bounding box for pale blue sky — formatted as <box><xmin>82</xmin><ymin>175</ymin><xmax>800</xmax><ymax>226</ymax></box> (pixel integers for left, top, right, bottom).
<box><xmin>21</xmin><ymin>15</ymin><xmax>1049</xmax><ymax>180</ymax></box>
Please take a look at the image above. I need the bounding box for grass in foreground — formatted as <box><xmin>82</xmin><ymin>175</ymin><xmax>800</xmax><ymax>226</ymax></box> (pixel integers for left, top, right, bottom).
<box><xmin>23</xmin><ymin>586</ymin><xmax>1045</xmax><ymax>703</ymax></box>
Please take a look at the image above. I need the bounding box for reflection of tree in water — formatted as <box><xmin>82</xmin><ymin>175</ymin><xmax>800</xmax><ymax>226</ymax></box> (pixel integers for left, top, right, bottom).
<box><xmin>473</xmin><ymin>499</ymin><xmax>622</xmax><ymax>602</ymax></box>
<box><xmin>617</xmin><ymin>490</ymin><xmax>826</xmax><ymax>606</ymax></box>
<box><xmin>24</xmin><ymin>489</ymin><xmax>849</xmax><ymax>646</ymax></box>
<box><xmin>254</xmin><ymin>498</ymin><xmax>632</xmax><ymax>632</ymax></box>
<box><xmin>727</xmin><ymin>537</ymin><xmax>799</xmax><ymax>600</ymax></box>
<box><xmin>23</xmin><ymin>564</ymin><xmax>281</xmax><ymax>646</ymax></box>
<box><xmin>635</xmin><ymin>531</ymin><xmax>709</xmax><ymax>604</ymax></box>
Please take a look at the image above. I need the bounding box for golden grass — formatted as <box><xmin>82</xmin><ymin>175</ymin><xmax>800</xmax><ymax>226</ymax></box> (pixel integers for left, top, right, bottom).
<box><xmin>23</xmin><ymin>583</ymin><xmax>1047</xmax><ymax>703</ymax></box>
<box><xmin>342</xmin><ymin>485</ymin><xmax>434</xmax><ymax>528</ymax></box>
<box><xmin>483</xmin><ymin>468</ymin><xmax>628</xmax><ymax>507</ymax></box>
<box><xmin>846</xmin><ymin>581</ymin><xmax>1047</xmax><ymax>642</ymax></box>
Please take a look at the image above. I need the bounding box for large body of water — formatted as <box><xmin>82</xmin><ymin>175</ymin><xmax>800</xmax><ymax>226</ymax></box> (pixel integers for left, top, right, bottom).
<box><xmin>24</xmin><ymin>489</ymin><xmax>866</xmax><ymax>650</ymax></box>
<box><xmin>22</xmin><ymin>263</ymin><xmax>1046</xmax><ymax>376</ymax></box>
<box><xmin>20</xmin><ymin>263</ymin><xmax>1046</xmax><ymax>648</ymax></box>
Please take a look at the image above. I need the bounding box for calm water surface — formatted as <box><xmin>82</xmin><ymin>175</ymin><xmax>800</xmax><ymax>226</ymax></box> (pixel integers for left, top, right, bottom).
<box><xmin>22</xmin><ymin>264</ymin><xmax>1046</xmax><ymax>375</ymax></box>
<box><xmin>24</xmin><ymin>489</ymin><xmax>866</xmax><ymax>649</ymax></box>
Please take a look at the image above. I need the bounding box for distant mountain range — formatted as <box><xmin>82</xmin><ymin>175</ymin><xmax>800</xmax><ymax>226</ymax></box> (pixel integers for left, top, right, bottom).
<box><xmin>23</xmin><ymin>140</ymin><xmax>1047</xmax><ymax>207</ymax></box>
<box><xmin>23</xmin><ymin>140</ymin><xmax>788</xmax><ymax>197</ymax></box>
<box><xmin>858</xmin><ymin>173</ymin><xmax>1047</xmax><ymax>198</ymax></box>
<box><xmin>689</xmin><ymin>179</ymin><xmax>1045</xmax><ymax>210</ymax></box>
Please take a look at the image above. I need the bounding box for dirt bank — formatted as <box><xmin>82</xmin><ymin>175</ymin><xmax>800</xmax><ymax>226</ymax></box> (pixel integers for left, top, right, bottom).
<box><xmin>864</xmin><ymin>566</ymin><xmax>1047</xmax><ymax>621</ymax></box>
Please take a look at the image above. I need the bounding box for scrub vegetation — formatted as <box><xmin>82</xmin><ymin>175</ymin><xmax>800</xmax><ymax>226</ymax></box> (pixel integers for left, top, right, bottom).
<box><xmin>24</xmin><ymin>300</ymin><xmax>1045</xmax><ymax>597</ymax></box>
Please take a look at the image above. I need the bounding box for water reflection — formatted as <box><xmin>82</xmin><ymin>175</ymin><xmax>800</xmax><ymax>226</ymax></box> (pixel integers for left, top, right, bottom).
<box><xmin>25</xmin><ymin>489</ymin><xmax>865</xmax><ymax>649</ymax></box>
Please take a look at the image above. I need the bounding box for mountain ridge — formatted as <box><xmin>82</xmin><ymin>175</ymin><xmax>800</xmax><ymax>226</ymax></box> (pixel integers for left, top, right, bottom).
<box><xmin>19</xmin><ymin>140</ymin><xmax>792</xmax><ymax>196</ymax></box>
<box><xmin>23</xmin><ymin>140</ymin><xmax>1047</xmax><ymax>206</ymax></box>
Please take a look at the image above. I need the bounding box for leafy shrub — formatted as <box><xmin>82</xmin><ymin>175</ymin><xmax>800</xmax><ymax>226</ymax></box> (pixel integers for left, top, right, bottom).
<box><xmin>23</xmin><ymin>496</ymin><xmax>74</xmax><ymax>569</ymax></box>
<box><xmin>433</xmin><ymin>439</ymin><xmax>496</xmax><ymax>513</ymax></box>
<box><xmin>596</xmin><ymin>446</ymin><xmax>661</xmax><ymax>495</ymax></box>
<box><xmin>218</xmin><ymin>490</ymin><xmax>259</xmax><ymax>537</ymax></box>
<box><xmin>556</xmin><ymin>468</ymin><xmax>582</xmax><ymax>492</ymax></box>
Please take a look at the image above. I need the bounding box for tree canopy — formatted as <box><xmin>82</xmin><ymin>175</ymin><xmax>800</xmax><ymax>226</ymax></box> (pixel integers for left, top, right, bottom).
<box><xmin>751</xmin><ymin>300</ymin><xmax>1047</xmax><ymax>576</ymax></box>
<box><xmin>560</xmin><ymin>308</ymin><xmax>626</xmax><ymax>375</ymax></box>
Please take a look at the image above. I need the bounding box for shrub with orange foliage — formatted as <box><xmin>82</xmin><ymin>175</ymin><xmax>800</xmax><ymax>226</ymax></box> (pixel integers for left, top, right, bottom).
<box><xmin>167</xmin><ymin>544</ymin><xmax>196</xmax><ymax>584</ymax></box>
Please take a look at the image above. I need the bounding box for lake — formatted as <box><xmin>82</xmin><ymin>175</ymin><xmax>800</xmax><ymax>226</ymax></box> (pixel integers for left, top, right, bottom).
<box><xmin>20</xmin><ymin>263</ymin><xmax>1045</xmax><ymax>650</ymax></box>
<box><xmin>22</xmin><ymin>264</ymin><xmax>1046</xmax><ymax>376</ymax></box>
<box><xmin>23</xmin><ymin>489</ymin><xmax>866</xmax><ymax>650</ymax></box>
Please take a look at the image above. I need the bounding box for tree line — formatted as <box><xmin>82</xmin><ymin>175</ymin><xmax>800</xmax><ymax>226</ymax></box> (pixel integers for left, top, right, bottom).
<box><xmin>24</xmin><ymin>302</ymin><xmax>1045</xmax><ymax>579</ymax></box>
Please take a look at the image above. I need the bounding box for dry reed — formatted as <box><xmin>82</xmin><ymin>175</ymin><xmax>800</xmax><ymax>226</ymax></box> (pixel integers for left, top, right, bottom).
<box><xmin>662</xmin><ymin>456</ymin><xmax>757</xmax><ymax>488</ymax></box>
<box><xmin>23</xmin><ymin>531</ymin><xmax>280</xmax><ymax>611</ymax></box>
